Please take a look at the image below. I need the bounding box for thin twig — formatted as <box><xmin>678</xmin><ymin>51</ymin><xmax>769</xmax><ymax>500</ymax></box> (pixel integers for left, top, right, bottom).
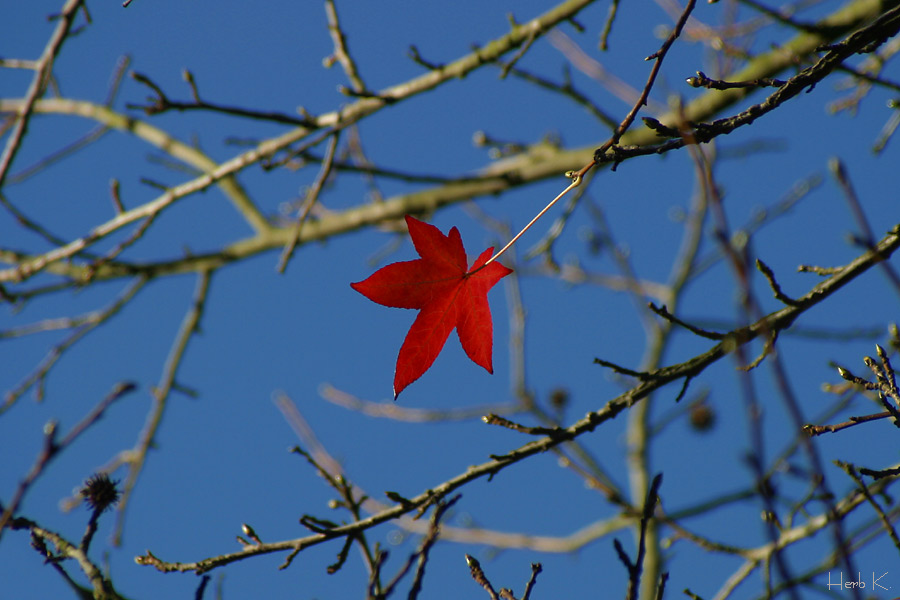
<box><xmin>2</xmin><ymin>277</ymin><xmax>147</xmax><ymax>412</ymax></box>
<box><xmin>466</xmin><ymin>554</ymin><xmax>499</xmax><ymax>600</ymax></box>
<box><xmin>829</xmin><ymin>157</ymin><xmax>900</xmax><ymax>295</ymax></box>
<box><xmin>112</xmin><ymin>270</ymin><xmax>212</xmax><ymax>545</ymax></box>
<box><xmin>803</xmin><ymin>411</ymin><xmax>893</xmax><ymax>436</ymax></box>
<box><xmin>0</xmin><ymin>0</ymin><xmax>85</xmax><ymax>189</ymax></box>
<box><xmin>686</xmin><ymin>70</ymin><xmax>786</xmax><ymax>89</ymax></box>
<box><xmin>128</xmin><ymin>70</ymin><xmax>312</xmax><ymax>127</ymax></box>
<box><xmin>599</xmin><ymin>0</ymin><xmax>621</xmax><ymax>50</ymax></box>
<box><xmin>324</xmin><ymin>0</ymin><xmax>367</xmax><ymax>94</ymax></box>
<box><xmin>836</xmin><ymin>461</ymin><xmax>900</xmax><ymax>554</ymax></box>
<box><xmin>648</xmin><ymin>303</ymin><xmax>725</xmax><ymax>340</ymax></box>
<box><xmin>756</xmin><ymin>259</ymin><xmax>800</xmax><ymax>306</ymax></box>
<box><xmin>277</xmin><ymin>132</ymin><xmax>339</xmax><ymax>273</ymax></box>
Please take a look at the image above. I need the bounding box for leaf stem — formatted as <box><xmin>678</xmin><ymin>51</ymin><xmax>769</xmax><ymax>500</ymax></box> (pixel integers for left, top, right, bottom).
<box><xmin>478</xmin><ymin>169</ymin><xmax>588</xmax><ymax>271</ymax></box>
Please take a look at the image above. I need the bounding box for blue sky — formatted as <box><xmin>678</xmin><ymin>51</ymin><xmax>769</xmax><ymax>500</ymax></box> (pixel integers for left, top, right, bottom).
<box><xmin>2</xmin><ymin>1</ymin><xmax>900</xmax><ymax>599</ymax></box>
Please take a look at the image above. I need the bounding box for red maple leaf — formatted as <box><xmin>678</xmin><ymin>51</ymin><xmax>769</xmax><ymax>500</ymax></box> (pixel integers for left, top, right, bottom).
<box><xmin>351</xmin><ymin>215</ymin><xmax>513</xmax><ymax>398</ymax></box>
